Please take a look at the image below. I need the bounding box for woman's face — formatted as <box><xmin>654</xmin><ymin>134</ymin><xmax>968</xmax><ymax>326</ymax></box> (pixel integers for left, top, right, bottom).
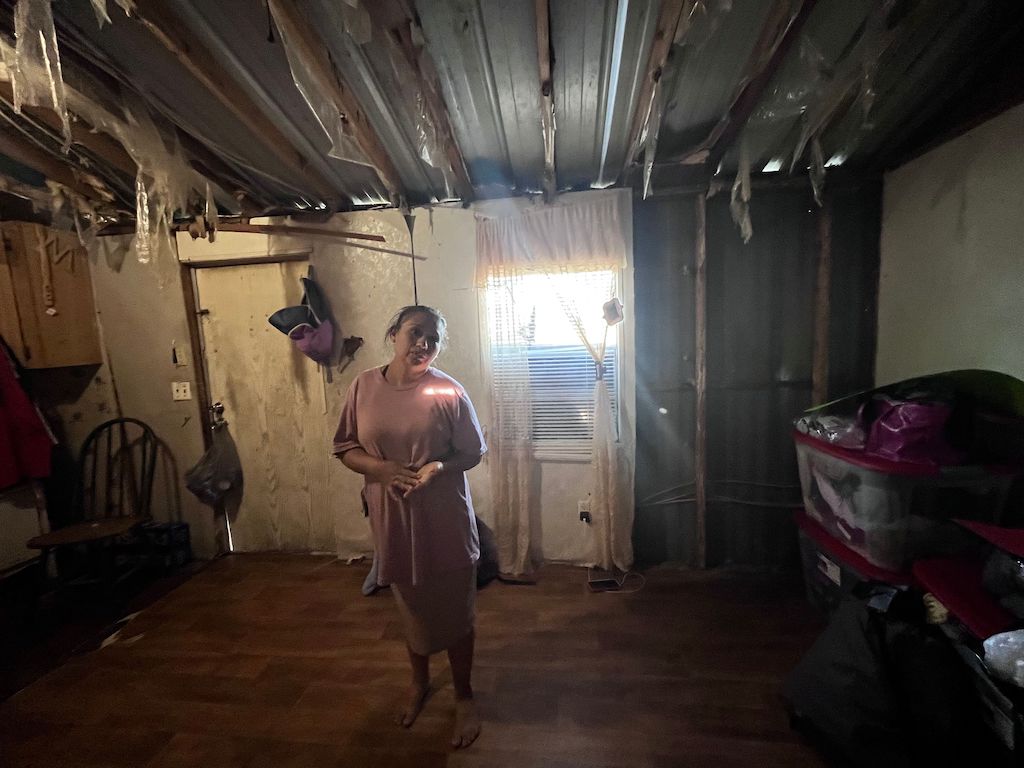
<box><xmin>391</xmin><ymin>311</ymin><xmax>442</xmax><ymax>372</ymax></box>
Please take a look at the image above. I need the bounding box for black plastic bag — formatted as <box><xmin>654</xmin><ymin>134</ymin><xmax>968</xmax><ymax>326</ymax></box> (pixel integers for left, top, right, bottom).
<box><xmin>185</xmin><ymin>423</ymin><xmax>243</xmax><ymax>506</ymax></box>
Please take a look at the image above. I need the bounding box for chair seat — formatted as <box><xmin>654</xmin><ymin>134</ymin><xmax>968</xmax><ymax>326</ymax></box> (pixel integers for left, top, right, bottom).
<box><xmin>28</xmin><ymin>516</ymin><xmax>145</xmax><ymax>549</ymax></box>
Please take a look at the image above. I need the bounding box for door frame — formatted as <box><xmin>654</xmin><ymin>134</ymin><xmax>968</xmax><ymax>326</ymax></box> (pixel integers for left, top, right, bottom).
<box><xmin>178</xmin><ymin>252</ymin><xmax>310</xmax><ymax>553</ymax></box>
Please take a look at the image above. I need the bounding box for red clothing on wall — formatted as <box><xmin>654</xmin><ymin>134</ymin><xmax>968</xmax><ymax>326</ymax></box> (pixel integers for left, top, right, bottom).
<box><xmin>0</xmin><ymin>345</ymin><xmax>53</xmax><ymax>490</ymax></box>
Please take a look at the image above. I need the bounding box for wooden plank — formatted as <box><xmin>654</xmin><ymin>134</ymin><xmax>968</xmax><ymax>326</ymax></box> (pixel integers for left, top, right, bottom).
<box><xmin>536</xmin><ymin>0</ymin><xmax>556</xmax><ymax>201</ymax></box>
<box><xmin>621</xmin><ymin>0</ymin><xmax>689</xmax><ymax>179</ymax></box>
<box><xmin>812</xmin><ymin>196</ymin><xmax>832</xmax><ymax>405</ymax></box>
<box><xmin>0</xmin><ymin>130</ymin><xmax>106</xmax><ymax>202</ymax></box>
<box><xmin>132</xmin><ymin>0</ymin><xmax>339</xmax><ymax>202</ymax></box>
<box><xmin>98</xmin><ymin>222</ymin><xmax>384</xmax><ymax>243</ymax></box>
<box><xmin>268</xmin><ymin>0</ymin><xmax>407</xmax><ymax>206</ymax></box>
<box><xmin>364</xmin><ymin>0</ymin><xmax>475</xmax><ymax>202</ymax></box>
<box><xmin>0</xmin><ymin>557</ymin><xmax>828</xmax><ymax>767</ymax></box>
<box><xmin>694</xmin><ymin>194</ymin><xmax>707</xmax><ymax>570</ymax></box>
<box><xmin>184</xmin><ymin>253</ymin><xmax>310</xmax><ymax>270</ymax></box>
<box><xmin>679</xmin><ymin>0</ymin><xmax>819</xmax><ymax>169</ymax></box>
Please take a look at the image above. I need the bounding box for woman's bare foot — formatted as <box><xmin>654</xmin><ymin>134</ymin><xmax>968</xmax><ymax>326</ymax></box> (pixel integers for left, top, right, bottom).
<box><xmin>395</xmin><ymin>685</ymin><xmax>430</xmax><ymax>728</ymax></box>
<box><xmin>451</xmin><ymin>698</ymin><xmax>481</xmax><ymax>748</ymax></box>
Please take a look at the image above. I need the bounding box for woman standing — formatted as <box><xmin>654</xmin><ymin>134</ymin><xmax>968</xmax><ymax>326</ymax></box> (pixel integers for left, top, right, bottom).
<box><xmin>333</xmin><ymin>305</ymin><xmax>486</xmax><ymax>749</ymax></box>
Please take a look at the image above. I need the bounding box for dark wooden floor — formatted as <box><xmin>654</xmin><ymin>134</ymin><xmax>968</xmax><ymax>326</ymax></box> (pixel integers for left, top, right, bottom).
<box><xmin>0</xmin><ymin>555</ymin><xmax>828</xmax><ymax>767</ymax></box>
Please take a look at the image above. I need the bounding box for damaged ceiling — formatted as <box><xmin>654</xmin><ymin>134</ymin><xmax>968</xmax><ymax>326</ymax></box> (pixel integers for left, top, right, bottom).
<box><xmin>0</xmin><ymin>0</ymin><xmax>1021</xmax><ymax>246</ymax></box>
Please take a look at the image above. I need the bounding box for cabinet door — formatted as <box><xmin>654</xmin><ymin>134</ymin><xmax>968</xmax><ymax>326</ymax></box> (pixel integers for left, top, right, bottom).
<box><xmin>0</xmin><ymin>223</ymin><xmax>102</xmax><ymax>368</ymax></box>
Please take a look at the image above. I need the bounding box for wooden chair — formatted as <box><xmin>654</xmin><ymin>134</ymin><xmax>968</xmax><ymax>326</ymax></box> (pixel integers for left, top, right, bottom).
<box><xmin>28</xmin><ymin>417</ymin><xmax>157</xmax><ymax>597</ymax></box>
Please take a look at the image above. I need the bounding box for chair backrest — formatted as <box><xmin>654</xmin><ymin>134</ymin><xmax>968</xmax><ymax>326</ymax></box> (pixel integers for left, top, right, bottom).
<box><xmin>74</xmin><ymin>418</ymin><xmax>157</xmax><ymax>522</ymax></box>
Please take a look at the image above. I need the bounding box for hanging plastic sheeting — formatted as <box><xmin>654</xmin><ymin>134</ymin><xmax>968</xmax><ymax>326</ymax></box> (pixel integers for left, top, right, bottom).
<box><xmin>633</xmin><ymin>0</ymin><xmax>733</xmax><ymax>191</ymax></box>
<box><xmin>730</xmin><ymin>138</ymin><xmax>752</xmax><ymax>243</ymax></box>
<box><xmin>9</xmin><ymin>0</ymin><xmax>71</xmax><ymax>150</ymax></box>
<box><xmin>809</xmin><ymin>134</ymin><xmax>826</xmax><ymax>206</ymax></box>
<box><xmin>641</xmin><ymin>85</ymin><xmax>664</xmax><ymax>200</ymax></box>
<box><xmin>46</xmin><ymin>180</ymin><xmax>115</xmax><ymax>251</ymax></box>
<box><xmin>374</xmin><ymin>30</ymin><xmax>457</xmax><ymax>200</ymax></box>
<box><xmin>676</xmin><ymin>0</ymin><xmax>734</xmax><ymax>55</ymax></box>
<box><xmin>340</xmin><ymin>0</ymin><xmax>372</xmax><ymax>46</ymax></box>
<box><xmin>89</xmin><ymin>0</ymin><xmax>135</xmax><ymax>28</ymax></box>
<box><xmin>267</xmin><ymin>0</ymin><xmax>371</xmax><ymax>167</ymax></box>
<box><xmin>0</xmin><ymin>33</ymin><xmax>204</xmax><ymax>258</ymax></box>
<box><xmin>118</xmin><ymin>105</ymin><xmax>194</xmax><ymax>263</ymax></box>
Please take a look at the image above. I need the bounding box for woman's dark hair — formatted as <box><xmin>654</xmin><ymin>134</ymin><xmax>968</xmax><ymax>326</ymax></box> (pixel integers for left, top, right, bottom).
<box><xmin>384</xmin><ymin>305</ymin><xmax>448</xmax><ymax>350</ymax></box>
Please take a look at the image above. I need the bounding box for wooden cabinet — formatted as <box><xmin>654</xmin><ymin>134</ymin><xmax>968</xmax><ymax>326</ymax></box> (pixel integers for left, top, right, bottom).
<box><xmin>0</xmin><ymin>222</ymin><xmax>102</xmax><ymax>368</ymax></box>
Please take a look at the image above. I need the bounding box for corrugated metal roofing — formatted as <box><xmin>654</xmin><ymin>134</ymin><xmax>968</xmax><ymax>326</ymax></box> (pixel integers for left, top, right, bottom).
<box><xmin>0</xmin><ymin>0</ymin><xmax>1018</xmax><ymax>217</ymax></box>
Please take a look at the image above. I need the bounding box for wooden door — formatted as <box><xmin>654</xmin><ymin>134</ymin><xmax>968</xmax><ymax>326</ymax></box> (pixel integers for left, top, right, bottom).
<box><xmin>194</xmin><ymin>261</ymin><xmax>366</xmax><ymax>554</ymax></box>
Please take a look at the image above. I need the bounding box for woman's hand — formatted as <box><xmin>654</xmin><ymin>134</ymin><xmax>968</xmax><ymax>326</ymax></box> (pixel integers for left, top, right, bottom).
<box><xmin>369</xmin><ymin>460</ymin><xmax>421</xmax><ymax>497</ymax></box>
<box><xmin>404</xmin><ymin>461</ymin><xmax>443</xmax><ymax>497</ymax></box>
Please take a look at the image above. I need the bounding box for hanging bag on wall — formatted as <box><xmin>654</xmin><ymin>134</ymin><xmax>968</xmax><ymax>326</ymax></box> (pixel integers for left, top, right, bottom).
<box><xmin>185</xmin><ymin>418</ymin><xmax>243</xmax><ymax>506</ymax></box>
<box><xmin>268</xmin><ymin>267</ymin><xmax>335</xmax><ymax>365</ymax></box>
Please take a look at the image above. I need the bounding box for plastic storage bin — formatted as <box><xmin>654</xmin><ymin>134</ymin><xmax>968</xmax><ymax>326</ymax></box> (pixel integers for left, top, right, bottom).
<box><xmin>796</xmin><ymin>512</ymin><xmax>911</xmax><ymax>613</ymax></box>
<box><xmin>795</xmin><ymin>431</ymin><xmax>1016</xmax><ymax>571</ymax></box>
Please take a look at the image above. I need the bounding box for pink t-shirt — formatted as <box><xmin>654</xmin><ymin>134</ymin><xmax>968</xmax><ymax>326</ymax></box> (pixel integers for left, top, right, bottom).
<box><xmin>333</xmin><ymin>366</ymin><xmax>486</xmax><ymax>585</ymax></box>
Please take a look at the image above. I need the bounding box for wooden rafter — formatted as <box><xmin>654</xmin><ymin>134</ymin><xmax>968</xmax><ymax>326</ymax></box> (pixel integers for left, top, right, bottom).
<box><xmin>678</xmin><ymin>0</ymin><xmax>818</xmax><ymax>169</ymax></box>
<box><xmin>535</xmin><ymin>0</ymin><xmax>556</xmax><ymax>200</ymax></box>
<box><xmin>132</xmin><ymin>1</ymin><xmax>339</xmax><ymax>203</ymax></box>
<box><xmin>0</xmin><ymin>128</ymin><xmax>110</xmax><ymax>203</ymax></box>
<box><xmin>364</xmin><ymin>0</ymin><xmax>475</xmax><ymax>202</ymax></box>
<box><xmin>268</xmin><ymin>0</ymin><xmax>407</xmax><ymax>207</ymax></box>
<box><xmin>812</xmin><ymin>195</ymin><xmax>832</xmax><ymax>406</ymax></box>
<box><xmin>694</xmin><ymin>193</ymin><xmax>707</xmax><ymax>570</ymax></box>
<box><xmin>0</xmin><ymin>81</ymin><xmax>136</xmax><ymax>181</ymax></box>
<box><xmin>620</xmin><ymin>0</ymin><xmax>689</xmax><ymax>181</ymax></box>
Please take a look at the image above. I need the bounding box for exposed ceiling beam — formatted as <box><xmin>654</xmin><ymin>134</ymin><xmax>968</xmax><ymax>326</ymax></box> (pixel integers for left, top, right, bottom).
<box><xmin>620</xmin><ymin>0</ymin><xmax>689</xmax><ymax>181</ymax></box>
<box><xmin>535</xmin><ymin>0</ymin><xmax>556</xmax><ymax>201</ymax></box>
<box><xmin>680</xmin><ymin>0</ymin><xmax>818</xmax><ymax>170</ymax></box>
<box><xmin>0</xmin><ymin>129</ymin><xmax>111</xmax><ymax>203</ymax></box>
<box><xmin>0</xmin><ymin>81</ymin><xmax>136</xmax><ymax>181</ymax></box>
<box><xmin>130</xmin><ymin>0</ymin><xmax>339</xmax><ymax>203</ymax></box>
<box><xmin>172</xmin><ymin>130</ymin><xmax>272</xmax><ymax>216</ymax></box>
<box><xmin>268</xmin><ymin>0</ymin><xmax>408</xmax><ymax>208</ymax></box>
<box><xmin>365</xmin><ymin>0</ymin><xmax>475</xmax><ymax>202</ymax></box>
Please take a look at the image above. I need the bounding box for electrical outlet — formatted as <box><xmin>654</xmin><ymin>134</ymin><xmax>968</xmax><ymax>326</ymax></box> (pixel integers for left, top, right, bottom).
<box><xmin>578</xmin><ymin>499</ymin><xmax>591</xmax><ymax>523</ymax></box>
<box><xmin>171</xmin><ymin>381</ymin><xmax>192</xmax><ymax>401</ymax></box>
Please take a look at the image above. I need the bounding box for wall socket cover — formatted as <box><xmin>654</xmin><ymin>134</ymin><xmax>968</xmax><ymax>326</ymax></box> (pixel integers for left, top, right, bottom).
<box><xmin>172</xmin><ymin>381</ymin><xmax>192</xmax><ymax>401</ymax></box>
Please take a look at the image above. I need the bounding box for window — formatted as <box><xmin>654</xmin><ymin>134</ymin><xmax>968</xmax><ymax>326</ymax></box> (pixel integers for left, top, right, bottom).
<box><xmin>485</xmin><ymin>268</ymin><xmax>619</xmax><ymax>460</ymax></box>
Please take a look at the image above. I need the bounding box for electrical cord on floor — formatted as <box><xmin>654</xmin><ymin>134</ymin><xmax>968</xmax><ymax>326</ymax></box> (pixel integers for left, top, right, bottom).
<box><xmin>613</xmin><ymin>571</ymin><xmax>645</xmax><ymax>593</ymax></box>
<box><xmin>586</xmin><ymin>568</ymin><xmax>646</xmax><ymax>594</ymax></box>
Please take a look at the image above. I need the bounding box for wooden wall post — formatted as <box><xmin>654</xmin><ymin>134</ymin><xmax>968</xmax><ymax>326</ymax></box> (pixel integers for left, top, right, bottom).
<box><xmin>694</xmin><ymin>194</ymin><xmax>708</xmax><ymax>569</ymax></box>
<box><xmin>812</xmin><ymin>197</ymin><xmax>832</xmax><ymax>406</ymax></box>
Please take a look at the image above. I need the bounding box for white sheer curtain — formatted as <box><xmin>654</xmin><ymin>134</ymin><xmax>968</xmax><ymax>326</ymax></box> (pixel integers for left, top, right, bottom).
<box><xmin>484</xmin><ymin>263</ymin><xmax>535</xmax><ymax>576</ymax></box>
<box><xmin>477</xmin><ymin>193</ymin><xmax>633</xmax><ymax>574</ymax></box>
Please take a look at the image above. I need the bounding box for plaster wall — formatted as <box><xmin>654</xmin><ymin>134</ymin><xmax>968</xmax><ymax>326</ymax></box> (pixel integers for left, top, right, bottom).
<box><xmin>877</xmin><ymin>104</ymin><xmax>1024</xmax><ymax>384</ymax></box>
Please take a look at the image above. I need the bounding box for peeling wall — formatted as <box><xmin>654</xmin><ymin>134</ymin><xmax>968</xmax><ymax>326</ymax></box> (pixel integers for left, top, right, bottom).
<box><xmin>877</xmin><ymin>103</ymin><xmax>1024</xmax><ymax>384</ymax></box>
<box><xmin>32</xmin><ymin>236</ymin><xmax>216</xmax><ymax>558</ymax></box>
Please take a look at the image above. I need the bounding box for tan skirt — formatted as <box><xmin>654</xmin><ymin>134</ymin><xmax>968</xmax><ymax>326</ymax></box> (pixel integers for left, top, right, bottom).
<box><xmin>391</xmin><ymin>565</ymin><xmax>476</xmax><ymax>656</ymax></box>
